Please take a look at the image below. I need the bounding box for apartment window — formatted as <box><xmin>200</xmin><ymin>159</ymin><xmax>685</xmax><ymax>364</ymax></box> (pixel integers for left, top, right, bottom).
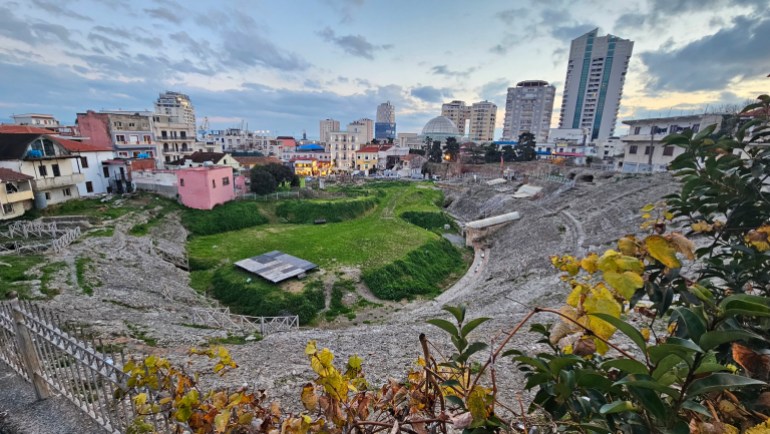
<box><xmin>629</xmin><ymin>145</ymin><xmax>638</xmax><ymax>154</ymax></box>
<box><xmin>644</xmin><ymin>146</ymin><xmax>652</xmax><ymax>155</ymax></box>
<box><xmin>663</xmin><ymin>146</ymin><xmax>675</xmax><ymax>156</ymax></box>
<box><xmin>52</xmin><ymin>164</ymin><xmax>61</xmax><ymax>176</ymax></box>
<box><xmin>212</xmin><ymin>179</ymin><xmax>216</xmax><ymax>188</ymax></box>
<box><xmin>86</xmin><ymin>181</ymin><xmax>94</xmax><ymax>193</ymax></box>
<box><xmin>63</xmin><ymin>188</ymin><xmax>71</xmax><ymax>197</ymax></box>
<box><xmin>161</xmin><ymin>131</ymin><xmax>168</xmax><ymax>139</ymax></box>
<box><xmin>45</xmin><ymin>192</ymin><xmax>51</xmax><ymax>200</ymax></box>
<box><xmin>129</xmin><ymin>135</ymin><xmax>139</xmax><ymax>144</ymax></box>
<box><xmin>180</xmin><ymin>178</ymin><xmax>185</xmax><ymax>187</ymax></box>
<box><xmin>143</xmin><ymin>135</ymin><xmax>152</xmax><ymax>143</ymax></box>
<box><xmin>633</xmin><ymin>126</ymin><xmax>641</xmax><ymax>135</ymax></box>
<box><xmin>116</xmin><ymin>134</ymin><xmax>126</xmax><ymax>143</ymax></box>
<box><xmin>39</xmin><ymin>165</ymin><xmax>48</xmax><ymax>176</ymax></box>
<box><xmin>102</xmin><ymin>167</ymin><xmax>109</xmax><ymax>177</ymax></box>
<box><xmin>80</xmin><ymin>156</ymin><xmax>89</xmax><ymax>168</ymax></box>
<box><xmin>5</xmin><ymin>183</ymin><xmax>14</xmax><ymax>194</ymax></box>
<box><xmin>222</xmin><ymin>177</ymin><xmax>230</xmax><ymax>186</ymax></box>
<box><xmin>2</xmin><ymin>203</ymin><xmax>13</xmax><ymax>214</ymax></box>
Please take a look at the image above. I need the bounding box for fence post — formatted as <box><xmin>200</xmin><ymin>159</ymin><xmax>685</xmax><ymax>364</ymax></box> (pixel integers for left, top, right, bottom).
<box><xmin>260</xmin><ymin>317</ymin><xmax>265</xmax><ymax>336</ymax></box>
<box><xmin>10</xmin><ymin>297</ymin><xmax>51</xmax><ymax>400</ymax></box>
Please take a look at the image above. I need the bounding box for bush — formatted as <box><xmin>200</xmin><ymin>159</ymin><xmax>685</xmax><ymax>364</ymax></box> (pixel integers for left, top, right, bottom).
<box><xmin>210</xmin><ymin>268</ymin><xmax>324</xmax><ymax>324</ymax></box>
<box><xmin>181</xmin><ymin>201</ymin><xmax>268</xmax><ymax>236</ymax></box>
<box><xmin>326</xmin><ymin>279</ymin><xmax>354</xmax><ymax>320</ymax></box>
<box><xmin>399</xmin><ymin>211</ymin><xmax>458</xmax><ymax>233</ymax></box>
<box><xmin>275</xmin><ymin>197</ymin><xmax>378</xmax><ymax>224</ymax></box>
<box><xmin>362</xmin><ymin>239</ymin><xmax>465</xmax><ymax>301</ymax></box>
<box><xmin>250</xmin><ymin>169</ymin><xmax>277</xmax><ymax>195</ymax></box>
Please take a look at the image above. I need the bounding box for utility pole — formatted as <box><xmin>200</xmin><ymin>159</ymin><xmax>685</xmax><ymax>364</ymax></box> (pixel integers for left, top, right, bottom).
<box><xmin>647</xmin><ymin>125</ymin><xmax>655</xmax><ymax>172</ymax></box>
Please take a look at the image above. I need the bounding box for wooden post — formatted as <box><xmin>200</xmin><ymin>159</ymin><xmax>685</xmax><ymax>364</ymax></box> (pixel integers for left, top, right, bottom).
<box><xmin>10</xmin><ymin>297</ymin><xmax>51</xmax><ymax>400</ymax></box>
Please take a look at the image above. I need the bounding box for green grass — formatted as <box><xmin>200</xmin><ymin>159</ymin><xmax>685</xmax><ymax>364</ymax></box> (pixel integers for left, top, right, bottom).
<box><xmin>325</xmin><ymin>279</ymin><xmax>355</xmax><ymax>320</ymax></box>
<box><xmin>0</xmin><ymin>255</ymin><xmax>43</xmax><ymax>299</ymax></box>
<box><xmin>86</xmin><ymin>227</ymin><xmax>115</xmax><ymax>238</ymax></box>
<box><xmin>275</xmin><ymin>197</ymin><xmax>378</xmax><ymax>224</ymax></box>
<box><xmin>400</xmin><ymin>211</ymin><xmax>459</xmax><ymax>233</ymax></box>
<box><xmin>126</xmin><ymin>323</ymin><xmax>157</xmax><ymax>346</ymax></box>
<box><xmin>75</xmin><ymin>257</ymin><xmax>99</xmax><ymax>296</ymax></box>
<box><xmin>40</xmin><ymin>261</ymin><xmax>68</xmax><ymax>297</ymax></box>
<box><xmin>181</xmin><ymin>201</ymin><xmax>268</xmax><ymax>236</ymax></box>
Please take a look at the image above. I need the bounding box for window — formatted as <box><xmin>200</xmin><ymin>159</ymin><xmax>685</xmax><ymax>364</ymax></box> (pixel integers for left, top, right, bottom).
<box><xmin>116</xmin><ymin>134</ymin><xmax>126</xmax><ymax>143</ymax></box>
<box><xmin>212</xmin><ymin>179</ymin><xmax>216</xmax><ymax>188</ymax></box>
<box><xmin>633</xmin><ymin>127</ymin><xmax>641</xmax><ymax>135</ymax></box>
<box><xmin>222</xmin><ymin>177</ymin><xmax>230</xmax><ymax>186</ymax></box>
<box><xmin>129</xmin><ymin>135</ymin><xmax>139</xmax><ymax>144</ymax></box>
<box><xmin>45</xmin><ymin>192</ymin><xmax>51</xmax><ymax>200</ymax></box>
<box><xmin>63</xmin><ymin>188</ymin><xmax>71</xmax><ymax>197</ymax></box>
<box><xmin>143</xmin><ymin>135</ymin><xmax>152</xmax><ymax>143</ymax></box>
<box><xmin>86</xmin><ymin>181</ymin><xmax>94</xmax><ymax>193</ymax></box>
<box><xmin>180</xmin><ymin>178</ymin><xmax>185</xmax><ymax>187</ymax></box>
<box><xmin>102</xmin><ymin>167</ymin><xmax>109</xmax><ymax>177</ymax></box>
<box><xmin>52</xmin><ymin>164</ymin><xmax>61</xmax><ymax>176</ymax></box>
<box><xmin>644</xmin><ymin>146</ymin><xmax>652</xmax><ymax>155</ymax></box>
<box><xmin>80</xmin><ymin>156</ymin><xmax>89</xmax><ymax>168</ymax></box>
<box><xmin>2</xmin><ymin>203</ymin><xmax>13</xmax><ymax>214</ymax></box>
<box><xmin>663</xmin><ymin>146</ymin><xmax>675</xmax><ymax>156</ymax></box>
<box><xmin>629</xmin><ymin>145</ymin><xmax>638</xmax><ymax>154</ymax></box>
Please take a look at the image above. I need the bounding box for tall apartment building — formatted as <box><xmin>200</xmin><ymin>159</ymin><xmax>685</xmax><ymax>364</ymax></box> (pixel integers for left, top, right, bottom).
<box><xmin>11</xmin><ymin>114</ymin><xmax>60</xmax><ymax>128</ymax></box>
<box><xmin>325</xmin><ymin>130</ymin><xmax>368</xmax><ymax>171</ymax></box>
<box><xmin>441</xmin><ymin>100</ymin><xmax>470</xmax><ymax>136</ymax></box>
<box><xmin>469</xmin><ymin>101</ymin><xmax>497</xmax><ymax>142</ymax></box>
<box><xmin>375</xmin><ymin>101</ymin><xmax>396</xmax><ymax>140</ymax></box>
<box><xmin>76</xmin><ymin>110</ymin><xmax>158</xmax><ymax>160</ymax></box>
<box><xmin>319</xmin><ymin>119</ymin><xmax>340</xmax><ymax>144</ymax></box>
<box><xmin>152</xmin><ymin>92</ymin><xmax>208</xmax><ymax>164</ymax></box>
<box><xmin>349</xmin><ymin>118</ymin><xmax>373</xmax><ymax>144</ymax></box>
<box><xmin>558</xmin><ymin>29</ymin><xmax>633</xmax><ymax>141</ymax></box>
<box><xmin>502</xmin><ymin>80</ymin><xmax>555</xmax><ymax>143</ymax></box>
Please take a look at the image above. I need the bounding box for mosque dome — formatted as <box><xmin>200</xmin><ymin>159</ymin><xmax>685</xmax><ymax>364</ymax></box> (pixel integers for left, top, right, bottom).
<box><xmin>421</xmin><ymin>116</ymin><xmax>459</xmax><ymax>136</ymax></box>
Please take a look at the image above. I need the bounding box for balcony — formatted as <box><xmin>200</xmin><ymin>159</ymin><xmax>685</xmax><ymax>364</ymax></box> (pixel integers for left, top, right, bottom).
<box><xmin>2</xmin><ymin>190</ymin><xmax>34</xmax><ymax>203</ymax></box>
<box><xmin>32</xmin><ymin>173</ymin><xmax>85</xmax><ymax>190</ymax></box>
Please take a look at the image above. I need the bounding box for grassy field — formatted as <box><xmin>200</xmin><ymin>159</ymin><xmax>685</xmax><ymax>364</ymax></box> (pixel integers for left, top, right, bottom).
<box><xmin>188</xmin><ymin>182</ymin><xmax>468</xmax><ymax>323</ymax></box>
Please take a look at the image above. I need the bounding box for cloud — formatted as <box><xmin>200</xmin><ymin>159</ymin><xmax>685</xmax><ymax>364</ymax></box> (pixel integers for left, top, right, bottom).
<box><xmin>321</xmin><ymin>0</ymin><xmax>365</xmax><ymax>24</ymax></box>
<box><xmin>91</xmin><ymin>26</ymin><xmax>163</xmax><ymax>48</ymax></box>
<box><xmin>641</xmin><ymin>15</ymin><xmax>770</xmax><ymax>92</ymax></box>
<box><xmin>410</xmin><ymin>86</ymin><xmax>448</xmax><ymax>103</ymax></box>
<box><xmin>477</xmin><ymin>78</ymin><xmax>509</xmax><ymax>102</ymax></box>
<box><xmin>317</xmin><ymin>27</ymin><xmax>391</xmax><ymax>60</ymax></box>
<box><xmin>30</xmin><ymin>0</ymin><xmax>92</xmax><ymax>21</ymax></box>
<box><xmin>551</xmin><ymin>24</ymin><xmax>596</xmax><ymax>41</ymax></box>
<box><xmin>144</xmin><ymin>7</ymin><xmax>182</xmax><ymax>24</ymax></box>
<box><xmin>494</xmin><ymin>8</ymin><xmax>528</xmax><ymax>25</ymax></box>
<box><xmin>88</xmin><ymin>33</ymin><xmax>129</xmax><ymax>52</ymax></box>
<box><xmin>430</xmin><ymin>65</ymin><xmax>476</xmax><ymax>78</ymax></box>
<box><xmin>0</xmin><ymin>6</ymin><xmax>85</xmax><ymax>49</ymax></box>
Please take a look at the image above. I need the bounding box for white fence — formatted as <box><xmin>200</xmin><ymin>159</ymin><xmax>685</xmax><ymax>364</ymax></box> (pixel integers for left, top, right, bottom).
<box><xmin>190</xmin><ymin>307</ymin><xmax>299</xmax><ymax>335</ymax></box>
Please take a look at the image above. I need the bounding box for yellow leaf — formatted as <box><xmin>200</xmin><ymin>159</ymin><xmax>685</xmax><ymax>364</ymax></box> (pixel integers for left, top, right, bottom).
<box><xmin>416</xmin><ymin>356</ymin><xmax>426</xmax><ymax>367</ymax></box>
<box><xmin>642</xmin><ymin>213</ymin><xmax>651</xmax><ymax>219</ymax></box>
<box><xmin>691</xmin><ymin>221</ymin><xmax>713</xmax><ymax>233</ymax></box>
<box><xmin>133</xmin><ymin>393</ymin><xmax>148</xmax><ymax>406</ymax></box>
<box><xmin>668</xmin><ymin>232</ymin><xmax>695</xmax><ymax>260</ymax></box>
<box><xmin>641</xmin><ymin>328</ymin><xmax>650</xmax><ymax>342</ymax></box>
<box><xmin>467</xmin><ymin>386</ymin><xmax>490</xmax><ymax>421</ymax></box>
<box><xmin>664</xmin><ymin>211</ymin><xmax>675</xmax><ymax>220</ymax></box>
<box><xmin>566</xmin><ymin>284</ymin><xmax>586</xmax><ymax>307</ymax></box>
<box><xmin>618</xmin><ymin>236</ymin><xmax>638</xmax><ymax>256</ymax></box>
<box><xmin>603</xmin><ymin>270</ymin><xmax>644</xmax><ymax>300</ymax></box>
<box><xmin>580</xmin><ymin>254</ymin><xmax>599</xmax><ymax>274</ymax></box>
<box><xmin>641</xmin><ymin>203</ymin><xmax>655</xmax><ymax>213</ymax></box>
<box><xmin>301</xmin><ymin>383</ymin><xmax>318</xmax><ymax>411</ymax></box>
<box><xmin>305</xmin><ymin>340</ymin><xmax>317</xmax><ymax>355</ymax></box>
<box><xmin>746</xmin><ymin>420</ymin><xmax>770</xmax><ymax>434</ymax></box>
<box><xmin>214</xmin><ymin>410</ymin><xmax>230</xmax><ymax>433</ymax></box>
<box><xmin>614</xmin><ymin>256</ymin><xmax>645</xmax><ymax>274</ymax></box>
<box><xmin>238</xmin><ymin>412</ymin><xmax>254</xmax><ymax>425</ymax></box>
<box><xmin>583</xmin><ymin>285</ymin><xmax>622</xmax><ymax>342</ymax></box>
<box><xmin>347</xmin><ymin>354</ymin><xmax>362</xmax><ymax>370</ymax></box>
<box><xmin>645</xmin><ymin>235</ymin><xmax>681</xmax><ymax>268</ymax></box>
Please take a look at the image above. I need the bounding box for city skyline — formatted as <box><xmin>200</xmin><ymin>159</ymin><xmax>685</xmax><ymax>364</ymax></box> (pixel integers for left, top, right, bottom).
<box><xmin>0</xmin><ymin>0</ymin><xmax>767</xmax><ymax>140</ymax></box>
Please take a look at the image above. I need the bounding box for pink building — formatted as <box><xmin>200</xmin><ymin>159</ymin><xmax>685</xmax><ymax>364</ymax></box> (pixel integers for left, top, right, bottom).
<box><xmin>177</xmin><ymin>165</ymin><xmax>234</xmax><ymax>210</ymax></box>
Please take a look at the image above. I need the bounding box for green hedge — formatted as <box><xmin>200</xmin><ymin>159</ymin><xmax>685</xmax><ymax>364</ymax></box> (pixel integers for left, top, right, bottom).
<box><xmin>400</xmin><ymin>211</ymin><xmax>458</xmax><ymax>233</ymax></box>
<box><xmin>182</xmin><ymin>201</ymin><xmax>268</xmax><ymax>236</ymax></box>
<box><xmin>275</xmin><ymin>197</ymin><xmax>378</xmax><ymax>224</ymax></box>
<box><xmin>362</xmin><ymin>238</ymin><xmax>465</xmax><ymax>301</ymax></box>
<box><xmin>210</xmin><ymin>268</ymin><xmax>325</xmax><ymax>324</ymax></box>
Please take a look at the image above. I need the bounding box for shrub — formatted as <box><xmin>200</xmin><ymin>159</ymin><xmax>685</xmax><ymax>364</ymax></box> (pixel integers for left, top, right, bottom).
<box><xmin>181</xmin><ymin>201</ymin><xmax>268</xmax><ymax>236</ymax></box>
<box><xmin>275</xmin><ymin>197</ymin><xmax>378</xmax><ymax>224</ymax></box>
<box><xmin>399</xmin><ymin>211</ymin><xmax>458</xmax><ymax>233</ymax></box>
<box><xmin>250</xmin><ymin>169</ymin><xmax>277</xmax><ymax>195</ymax></box>
<box><xmin>362</xmin><ymin>238</ymin><xmax>465</xmax><ymax>300</ymax></box>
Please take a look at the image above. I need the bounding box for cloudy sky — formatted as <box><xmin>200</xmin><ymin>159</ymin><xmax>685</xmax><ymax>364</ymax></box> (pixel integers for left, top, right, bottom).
<box><xmin>0</xmin><ymin>0</ymin><xmax>768</xmax><ymax>140</ymax></box>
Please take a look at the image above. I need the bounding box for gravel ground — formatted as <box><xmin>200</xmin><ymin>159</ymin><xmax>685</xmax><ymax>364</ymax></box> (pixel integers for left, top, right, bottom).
<box><xmin>0</xmin><ymin>170</ymin><xmax>679</xmax><ymax>431</ymax></box>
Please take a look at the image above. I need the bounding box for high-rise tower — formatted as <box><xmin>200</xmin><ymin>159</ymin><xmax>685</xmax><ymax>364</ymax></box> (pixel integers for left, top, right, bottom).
<box><xmin>441</xmin><ymin>100</ymin><xmax>470</xmax><ymax>137</ymax></box>
<box><xmin>502</xmin><ymin>80</ymin><xmax>555</xmax><ymax>143</ymax></box>
<box><xmin>469</xmin><ymin>101</ymin><xmax>497</xmax><ymax>142</ymax></box>
<box><xmin>558</xmin><ymin>29</ymin><xmax>633</xmax><ymax>140</ymax></box>
<box><xmin>375</xmin><ymin>101</ymin><xmax>396</xmax><ymax>140</ymax></box>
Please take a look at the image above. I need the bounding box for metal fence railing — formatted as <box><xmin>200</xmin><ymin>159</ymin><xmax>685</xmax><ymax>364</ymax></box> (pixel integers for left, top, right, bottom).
<box><xmin>190</xmin><ymin>307</ymin><xmax>299</xmax><ymax>335</ymax></box>
<box><xmin>0</xmin><ymin>299</ymin><xmax>171</xmax><ymax>433</ymax></box>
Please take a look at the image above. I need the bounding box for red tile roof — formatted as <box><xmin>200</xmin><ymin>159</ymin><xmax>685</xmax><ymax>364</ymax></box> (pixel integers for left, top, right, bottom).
<box><xmin>54</xmin><ymin>137</ymin><xmax>113</xmax><ymax>152</ymax></box>
<box><xmin>0</xmin><ymin>125</ymin><xmax>55</xmax><ymax>134</ymax></box>
<box><xmin>232</xmin><ymin>156</ymin><xmax>281</xmax><ymax>166</ymax></box>
<box><xmin>356</xmin><ymin>146</ymin><xmax>381</xmax><ymax>153</ymax></box>
<box><xmin>0</xmin><ymin>167</ymin><xmax>33</xmax><ymax>182</ymax></box>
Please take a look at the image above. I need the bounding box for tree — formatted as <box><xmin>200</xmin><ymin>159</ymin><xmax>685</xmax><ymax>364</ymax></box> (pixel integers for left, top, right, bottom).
<box><xmin>249</xmin><ymin>168</ymin><xmax>277</xmax><ymax>195</ymax></box>
<box><xmin>444</xmin><ymin>137</ymin><xmax>460</xmax><ymax>162</ymax></box>
<box><xmin>262</xmin><ymin>163</ymin><xmax>297</xmax><ymax>186</ymax></box>
<box><xmin>501</xmin><ymin>145</ymin><xmax>515</xmax><ymax>162</ymax></box>
<box><xmin>428</xmin><ymin>140</ymin><xmax>443</xmax><ymax>163</ymax></box>
<box><xmin>483</xmin><ymin>143</ymin><xmax>501</xmax><ymax>163</ymax></box>
<box><xmin>466</xmin><ymin>142</ymin><xmax>485</xmax><ymax>164</ymax></box>
<box><xmin>515</xmin><ymin>132</ymin><xmax>536</xmax><ymax>161</ymax></box>
<box><xmin>420</xmin><ymin>162</ymin><xmax>432</xmax><ymax>179</ymax></box>
<box><xmin>371</xmin><ymin>138</ymin><xmax>380</xmax><ymax>145</ymax></box>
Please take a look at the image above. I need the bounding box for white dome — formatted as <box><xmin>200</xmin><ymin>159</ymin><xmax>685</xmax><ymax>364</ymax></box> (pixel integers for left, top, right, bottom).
<box><xmin>421</xmin><ymin>116</ymin><xmax>459</xmax><ymax>136</ymax></box>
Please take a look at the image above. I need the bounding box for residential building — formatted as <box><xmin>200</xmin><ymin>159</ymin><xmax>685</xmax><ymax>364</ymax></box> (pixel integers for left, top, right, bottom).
<box><xmin>276</xmin><ymin>136</ymin><xmax>298</xmax><ymax>162</ymax></box>
<box><xmin>0</xmin><ymin>168</ymin><xmax>34</xmax><ymax>220</ymax></box>
<box><xmin>558</xmin><ymin>28</ymin><xmax>634</xmax><ymax>141</ymax></box>
<box><xmin>379</xmin><ymin>145</ymin><xmax>407</xmax><ymax>170</ymax></box>
<box><xmin>155</xmin><ymin>91</ymin><xmax>195</xmax><ymax>130</ymax></box>
<box><xmin>291</xmin><ymin>144</ymin><xmax>332</xmax><ymax>176</ymax></box>
<box><xmin>167</xmin><ymin>151</ymin><xmax>240</xmax><ymax>171</ymax></box>
<box><xmin>101</xmin><ymin>158</ymin><xmax>156</xmax><ymax>194</ymax></box>
<box><xmin>232</xmin><ymin>155</ymin><xmax>282</xmax><ymax>171</ymax></box>
<box><xmin>620</xmin><ymin>114</ymin><xmax>724</xmax><ymax>173</ymax></box>
<box><xmin>469</xmin><ymin>101</ymin><xmax>498</xmax><ymax>142</ymax></box>
<box><xmin>502</xmin><ymin>80</ymin><xmax>555</xmax><ymax>143</ymax></box>
<box><xmin>355</xmin><ymin>146</ymin><xmax>381</xmax><ymax>174</ymax></box>
<box><xmin>76</xmin><ymin>110</ymin><xmax>159</xmax><ymax>161</ymax></box>
<box><xmin>58</xmin><ymin>138</ymin><xmax>115</xmax><ymax>196</ymax></box>
<box><xmin>132</xmin><ymin>169</ymin><xmax>179</xmax><ymax>198</ymax></box>
<box><xmin>326</xmin><ymin>130</ymin><xmax>367</xmax><ymax>171</ymax></box>
<box><xmin>375</xmin><ymin>101</ymin><xmax>396</xmax><ymax>140</ymax></box>
<box><xmin>0</xmin><ymin>133</ymin><xmax>86</xmax><ymax>205</ymax></box>
<box><xmin>594</xmin><ymin>137</ymin><xmax>625</xmax><ymax>160</ymax></box>
<box><xmin>177</xmin><ymin>166</ymin><xmax>234</xmax><ymax>210</ymax></box>
<box><xmin>153</xmin><ymin>92</ymin><xmax>211</xmax><ymax>163</ymax></box>
<box><xmin>396</xmin><ymin>132</ymin><xmax>420</xmax><ymax>149</ymax></box>
<box><xmin>349</xmin><ymin>119</ymin><xmax>373</xmax><ymax>144</ymax></box>
<box><xmin>319</xmin><ymin>119</ymin><xmax>340</xmax><ymax>144</ymax></box>
<box><xmin>11</xmin><ymin>113</ymin><xmax>59</xmax><ymax>128</ymax></box>
<box><xmin>202</xmin><ymin>128</ymin><xmax>267</xmax><ymax>153</ymax></box>
<box><xmin>442</xmin><ymin>100</ymin><xmax>471</xmax><ymax>136</ymax></box>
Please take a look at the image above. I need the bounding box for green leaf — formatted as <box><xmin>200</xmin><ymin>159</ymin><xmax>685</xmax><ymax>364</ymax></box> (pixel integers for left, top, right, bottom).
<box><xmin>601</xmin><ymin>359</ymin><xmax>649</xmax><ymax>375</ymax></box>
<box><xmin>460</xmin><ymin>317</ymin><xmax>490</xmax><ymax>338</ymax></box>
<box><xmin>442</xmin><ymin>305</ymin><xmax>465</xmax><ymax>324</ymax></box>
<box><xmin>457</xmin><ymin>342</ymin><xmax>488</xmax><ymax>363</ymax></box>
<box><xmin>513</xmin><ymin>355</ymin><xmax>550</xmax><ymax>374</ymax></box>
<box><xmin>699</xmin><ymin>329</ymin><xmax>765</xmax><ymax>351</ymax></box>
<box><xmin>686</xmin><ymin>373</ymin><xmax>766</xmax><ymax>397</ymax></box>
<box><xmin>672</xmin><ymin>307</ymin><xmax>707</xmax><ymax>341</ymax></box>
<box><xmin>627</xmin><ymin>386</ymin><xmax>667</xmax><ymax>421</ymax></box>
<box><xmin>681</xmin><ymin>400</ymin><xmax>711</xmax><ymax>417</ymax></box>
<box><xmin>600</xmin><ymin>400</ymin><xmax>636</xmax><ymax>414</ymax></box>
<box><xmin>693</xmin><ymin>363</ymin><xmax>728</xmax><ymax>375</ymax></box>
<box><xmin>445</xmin><ymin>395</ymin><xmax>465</xmax><ymax>409</ymax></box>
<box><xmin>614</xmin><ymin>374</ymin><xmax>681</xmax><ymax>399</ymax></box>
<box><xmin>427</xmin><ymin>319</ymin><xmax>459</xmax><ymax>337</ymax></box>
<box><xmin>591</xmin><ymin>313</ymin><xmax>647</xmax><ymax>353</ymax></box>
